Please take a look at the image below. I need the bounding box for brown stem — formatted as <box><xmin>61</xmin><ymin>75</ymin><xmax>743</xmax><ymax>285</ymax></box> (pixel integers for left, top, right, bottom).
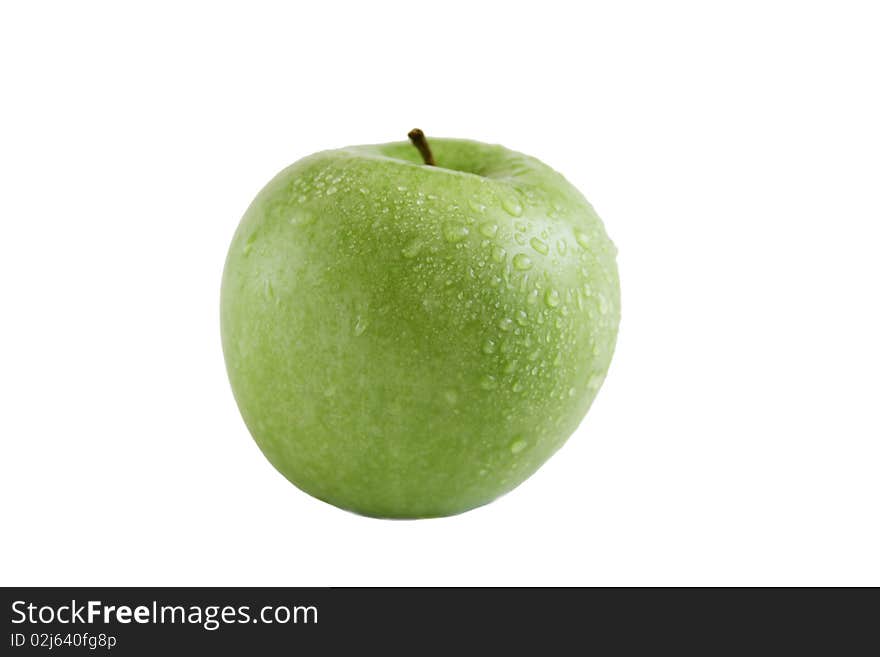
<box><xmin>407</xmin><ymin>128</ymin><xmax>435</xmax><ymax>166</ymax></box>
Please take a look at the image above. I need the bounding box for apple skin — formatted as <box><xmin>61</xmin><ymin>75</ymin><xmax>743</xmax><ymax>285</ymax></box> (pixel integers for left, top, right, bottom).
<box><xmin>221</xmin><ymin>138</ymin><xmax>620</xmax><ymax>518</ymax></box>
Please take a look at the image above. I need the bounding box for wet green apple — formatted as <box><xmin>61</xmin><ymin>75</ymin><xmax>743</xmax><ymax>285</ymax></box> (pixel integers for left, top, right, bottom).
<box><xmin>221</xmin><ymin>131</ymin><xmax>620</xmax><ymax>518</ymax></box>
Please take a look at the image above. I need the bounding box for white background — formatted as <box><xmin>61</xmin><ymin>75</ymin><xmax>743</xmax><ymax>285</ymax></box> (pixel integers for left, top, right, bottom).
<box><xmin>2</xmin><ymin>1</ymin><xmax>878</xmax><ymax>586</ymax></box>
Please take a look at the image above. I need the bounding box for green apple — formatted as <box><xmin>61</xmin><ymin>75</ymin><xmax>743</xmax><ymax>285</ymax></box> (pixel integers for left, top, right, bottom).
<box><xmin>221</xmin><ymin>131</ymin><xmax>620</xmax><ymax>518</ymax></box>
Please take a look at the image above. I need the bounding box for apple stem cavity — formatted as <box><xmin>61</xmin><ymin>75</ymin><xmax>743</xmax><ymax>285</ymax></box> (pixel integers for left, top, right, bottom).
<box><xmin>407</xmin><ymin>128</ymin><xmax>435</xmax><ymax>166</ymax></box>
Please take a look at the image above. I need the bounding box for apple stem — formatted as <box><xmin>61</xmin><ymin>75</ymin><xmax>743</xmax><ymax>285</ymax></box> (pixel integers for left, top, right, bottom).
<box><xmin>408</xmin><ymin>128</ymin><xmax>435</xmax><ymax>166</ymax></box>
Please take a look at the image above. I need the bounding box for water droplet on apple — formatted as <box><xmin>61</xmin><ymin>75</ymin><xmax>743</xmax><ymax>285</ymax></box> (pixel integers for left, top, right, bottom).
<box><xmin>544</xmin><ymin>289</ymin><xmax>560</xmax><ymax>307</ymax></box>
<box><xmin>491</xmin><ymin>246</ymin><xmax>506</xmax><ymax>263</ymax></box>
<box><xmin>289</xmin><ymin>209</ymin><xmax>315</xmax><ymax>227</ymax></box>
<box><xmin>574</xmin><ymin>229</ymin><xmax>590</xmax><ymax>249</ymax></box>
<box><xmin>526</xmin><ymin>289</ymin><xmax>539</xmax><ymax>305</ymax></box>
<box><xmin>499</xmin><ymin>317</ymin><xmax>514</xmax><ymax>331</ymax></box>
<box><xmin>482</xmin><ymin>338</ymin><xmax>497</xmax><ymax>354</ymax></box>
<box><xmin>242</xmin><ymin>230</ymin><xmax>259</xmax><ymax>255</ymax></box>
<box><xmin>479</xmin><ymin>222</ymin><xmax>498</xmax><ymax>238</ymax></box>
<box><xmin>468</xmin><ymin>198</ymin><xmax>487</xmax><ymax>213</ymax></box>
<box><xmin>501</xmin><ymin>196</ymin><xmax>523</xmax><ymax>217</ymax></box>
<box><xmin>515</xmin><ymin>310</ymin><xmax>528</xmax><ymax>326</ymax></box>
<box><xmin>557</xmin><ymin>239</ymin><xmax>567</xmax><ymax>255</ymax></box>
<box><xmin>325</xmin><ymin>185</ymin><xmax>338</xmax><ymax>195</ymax></box>
<box><xmin>510</xmin><ymin>438</ymin><xmax>528</xmax><ymax>454</ymax></box>
<box><xmin>443</xmin><ymin>222</ymin><xmax>469</xmax><ymax>243</ymax></box>
<box><xmin>530</xmin><ymin>237</ymin><xmax>549</xmax><ymax>255</ymax></box>
<box><xmin>512</xmin><ymin>253</ymin><xmax>533</xmax><ymax>270</ymax></box>
<box><xmin>512</xmin><ymin>381</ymin><xmax>524</xmax><ymax>393</ymax></box>
<box><xmin>354</xmin><ymin>316</ymin><xmax>369</xmax><ymax>336</ymax></box>
<box><xmin>598</xmin><ymin>292</ymin><xmax>609</xmax><ymax>315</ymax></box>
<box><xmin>402</xmin><ymin>240</ymin><xmax>422</xmax><ymax>258</ymax></box>
<box><xmin>588</xmin><ymin>372</ymin><xmax>605</xmax><ymax>390</ymax></box>
<box><xmin>480</xmin><ymin>375</ymin><xmax>497</xmax><ymax>390</ymax></box>
<box><xmin>503</xmin><ymin>359</ymin><xmax>518</xmax><ymax>374</ymax></box>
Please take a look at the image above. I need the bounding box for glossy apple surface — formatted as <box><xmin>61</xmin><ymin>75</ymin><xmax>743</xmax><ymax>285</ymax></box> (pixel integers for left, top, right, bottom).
<box><xmin>221</xmin><ymin>137</ymin><xmax>620</xmax><ymax>518</ymax></box>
